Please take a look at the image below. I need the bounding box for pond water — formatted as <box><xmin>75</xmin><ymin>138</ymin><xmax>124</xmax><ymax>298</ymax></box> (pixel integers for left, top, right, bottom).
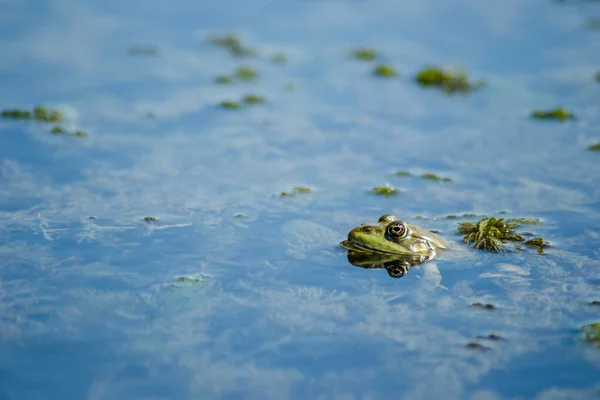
<box><xmin>1</xmin><ymin>0</ymin><xmax>600</xmax><ymax>399</ymax></box>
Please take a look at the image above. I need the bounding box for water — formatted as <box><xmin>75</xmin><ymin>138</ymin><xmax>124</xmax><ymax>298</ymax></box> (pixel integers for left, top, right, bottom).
<box><xmin>1</xmin><ymin>0</ymin><xmax>600</xmax><ymax>398</ymax></box>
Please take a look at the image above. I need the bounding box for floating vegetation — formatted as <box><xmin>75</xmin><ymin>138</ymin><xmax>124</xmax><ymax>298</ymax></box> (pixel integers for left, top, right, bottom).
<box><xmin>445</xmin><ymin>213</ymin><xmax>477</xmax><ymax>219</ymax></box>
<box><xmin>2</xmin><ymin>106</ymin><xmax>63</xmax><ymax>122</ymax></box>
<box><xmin>270</xmin><ymin>53</ymin><xmax>287</xmax><ymax>64</ymax></box>
<box><xmin>421</xmin><ymin>173</ymin><xmax>452</xmax><ymax>182</ymax></box>
<box><xmin>73</xmin><ymin>130</ymin><xmax>88</xmax><ymax>137</ymax></box>
<box><xmin>219</xmin><ymin>100</ymin><xmax>242</xmax><ymax>110</ymax></box>
<box><xmin>524</xmin><ymin>237</ymin><xmax>549</xmax><ymax>253</ymax></box>
<box><xmin>234</xmin><ymin>66</ymin><xmax>259</xmax><ymax>81</ymax></box>
<box><xmin>214</xmin><ymin>75</ymin><xmax>233</xmax><ymax>84</ymax></box>
<box><xmin>206</xmin><ymin>34</ymin><xmax>254</xmax><ymax>57</ymax></box>
<box><xmin>280</xmin><ymin>186</ymin><xmax>312</xmax><ymax>197</ymax></box>
<box><xmin>530</xmin><ymin>107</ymin><xmax>574</xmax><ymax>122</ymax></box>
<box><xmin>466</xmin><ymin>342</ymin><xmax>491</xmax><ymax>350</ymax></box>
<box><xmin>50</xmin><ymin>126</ymin><xmax>66</xmax><ymax>134</ymax></box>
<box><xmin>176</xmin><ymin>275</ymin><xmax>208</xmax><ymax>285</ymax></box>
<box><xmin>143</xmin><ymin>217</ymin><xmax>157</xmax><ymax>222</ymax></box>
<box><xmin>506</xmin><ymin>217</ymin><xmax>540</xmax><ymax>225</ymax></box>
<box><xmin>351</xmin><ymin>48</ymin><xmax>378</xmax><ymax>61</ymax></box>
<box><xmin>372</xmin><ymin>64</ymin><xmax>398</xmax><ymax>78</ymax></box>
<box><xmin>395</xmin><ymin>171</ymin><xmax>411</xmax><ymax>177</ymax></box>
<box><xmin>475</xmin><ymin>333</ymin><xmax>503</xmax><ymax>341</ymax></box>
<box><xmin>415</xmin><ymin>67</ymin><xmax>484</xmax><ymax>94</ymax></box>
<box><xmin>127</xmin><ymin>45</ymin><xmax>159</xmax><ymax>56</ymax></box>
<box><xmin>588</xmin><ymin>143</ymin><xmax>600</xmax><ymax>151</ymax></box>
<box><xmin>371</xmin><ymin>185</ymin><xmax>398</xmax><ymax>197</ymax></box>
<box><xmin>458</xmin><ymin>217</ymin><xmax>530</xmax><ymax>252</ymax></box>
<box><xmin>471</xmin><ymin>302</ymin><xmax>496</xmax><ymax>310</ymax></box>
<box><xmin>580</xmin><ymin>323</ymin><xmax>600</xmax><ymax>348</ymax></box>
<box><xmin>242</xmin><ymin>94</ymin><xmax>266</xmax><ymax>104</ymax></box>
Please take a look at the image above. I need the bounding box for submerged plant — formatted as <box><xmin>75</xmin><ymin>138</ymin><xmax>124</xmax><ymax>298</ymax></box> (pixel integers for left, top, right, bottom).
<box><xmin>372</xmin><ymin>64</ymin><xmax>398</xmax><ymax>78</ymax></box>
<box><xmin>351</xmin><ymin>48</ymin><xmax>378</xmax><ymax>61</ymax></box>
<box><xmin>458</xmin><ymin>217</ymin><xmax>523</xmax><ymax>252</ymax></box>
<box><xmin>415</xmin><ymin>67</ymin><xmax>484</xmax><ymax>94</ymax></box>
<box><xmin>206</xmin><ymin>34</ymin><xmax>254</xmax><ymax>57</ymax></box>
<box><xmin>530</xmin><ymin>108</ymin><xmax>574</xmax><ymax>122</ymax></box>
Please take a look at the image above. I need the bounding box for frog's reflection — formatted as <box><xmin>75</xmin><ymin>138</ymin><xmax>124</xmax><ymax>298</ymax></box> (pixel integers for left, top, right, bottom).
<box><xmin>345</xmin><ymin>250</ymin><xmax>434</xmax><ymax>278</ymax></box>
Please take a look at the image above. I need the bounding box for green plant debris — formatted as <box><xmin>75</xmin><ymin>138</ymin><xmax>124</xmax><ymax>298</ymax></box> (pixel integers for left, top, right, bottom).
<box><xmin>219</xmin><ymin>100</ymin><xmax>242</xmax><ymax>110</ymax></box>
<box><xmin>144</xmin><ymin>217</ymin><xmax>157</xmax><ymax>222</ymax></box>
<box><xmin>421</xmin><ymin>173</ymin><xmax>452</xmax><ymax>182</ymax></box>
<box><xmin>127</xmin><ymin>45</ymin><xmax>159</xmax><ymax>56</ymax></box>
<box><xmin>587</xmin><ymin>143</ymin><xmax>600</xmax><ymax>151</ymax></box>
<box><xmin>2</xmin><ymin>106</ymin><xmax>63</xmax><ymax>122</ymax></box>
<box><xmin>235</xmin><ymin>66</ymin><xmax>259</xmax><ymax>81</ymax></box>
<box><xmin>73</xmin><ymin>130</ymin><xmax>88</xmax><ymax>137</ymax></box>
<box><xmin>206</xmin><ymin>34</ymin><xmax>254</xmax><ymax>57</ymax></box>
<box><xmin>458</xmin><ymin>217</ymin><xmax>526</xmax><ymax>252</ymax></box>
<box><xmin>446</xmin><ymin>215</ymin><xmax>458</xmax><ymax>219</ymax></box>
<box><xmin>395</xmin><ymin>171</ymin><xmax>412</xmax><ymax>177</ymax></box>
<box><xmin>415</xmin><ymin>67</ymin><xmax>484</xmax><ymax>94</ymax></box>
<box><xmin>50</xmin><ymin>126</ymin><xmax>67</xmax><ymax>134</ymax></box>
<box><xmin>280</xmin><ymin>187</ymin><xmax>312</xmax><ymax>197</ymax></box>
<box><xmin>446</xmin><ymin>213</ymin><xmax>477</xmax><ymax>219</ymax></box>
<box><xmin>530</xmin><ymin>108</ymin><xmax>574</xmax><ymax>122</ymax></box>
<box><xmin>524</xmin><ymin>237</ymin><xmax>549</xmax><ymax>253</ymax></box>
<box><xmin>242</xmin><ymin>94</ymin><xmax>266</xmax><ymax>104</ymax></box>
<box><xmin>471</xmin><ymin>302</ymin><xmax>496</xmax><ymax>310</ymax></box>
<box><xmin>371</xmin><ymin>185</ymin><xmax>398</xmax><ymax>197</ymax></box>
<box><xmin>580</xmin><ymin>323</ymin><xmax>600</xmax><ymax>347</ymax></box>
<box><xmin>351</xmin><ymin>48</ymin><xmax>378</xmax><ymax>61</ymax></box>
<box><xmin>466</xmin><ymin>342</ymin><xmax>491</xmax><ymax>350</ymax></box>
<box><xmin>463</xmin><ymin>213</ymin><xmax>477</xmax><ymax>217</ymax></box>
<box><xmin>506</xmin><ymin>217</ymin><xmax>540</xmax><ymax>225</ymax></box>
<box><xmin>214</xmin><ymin>75</ymin><xmax>233</xmax><ymax>84</ymax></box>
<box><xmin>372</xmin><ymin>64</ymin><xmax>398</xmax><ymax>78</ymax></box>
<box><xmin>271</xmin><ymin>53</ymin><xmax>287</xmax><ymax>64</ymax></box>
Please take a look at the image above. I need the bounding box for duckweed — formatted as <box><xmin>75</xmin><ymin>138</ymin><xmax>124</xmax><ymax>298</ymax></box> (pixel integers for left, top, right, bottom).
<box><xmin>530</xmin><ymin>108</ymin><xmax>573</xmax><ymax>121</ymax></box>
<box><xmin>235</xmin><ymin>66</ymin><xmax>259</xmax><ymax>81</ymax></box>
<box><xmin>421</xmin><ymin>173</ymin><xmax>452</xmax><ymax>182</ymax></box>
<box><xmin>588</xmin><ymin>143</ymin><xmax>600</xmax><ymax>151</ymax></box>
<box><xmin>372</xmin><ymin>64</ymin><xmax>398</xmax><ymax>78</ymax></box>
<box><xmin>207</xmin><ymin>34</ymin><xmax>254</xmax><ymax>57</ymax></box>
<box><xmin>144</xmin><ymin>217</ymin><xmax>157</xmax><ymax>222</ymax></box>
<box><xmin>214</xmin><ymin>75</ymin><xmax>233</xmax><ymax>84</ymax></box>
<box><xmin>580</xmin><ymin>323</ymin><xmax>600</xmax><ymax>347</ymax></box>
<box><xmin>415</xmin><ymin>67</ymin><xmax>483</xmax><ymax>94</ymax></box>
<box><xmin>242</xmin><ymin>94</ymin><xmax>266</xmax><ymax>104</ymax></box>
<box><xmin>371</xmin><ymin>186</ymin><xmax>398</xmax><ymax>197</ymax></box>
<box><xmin>351</xmin><ymin>48</ymin><xmax>377</xmax><ymax>61</ymax></box>
<box><xmin>458</xmin><ymin>217</ymin><xmax>524</xmax><ymax>252</ymax></box>
<box><xmin>219</xmin><ymin>100</ymin><xmax>242</xmax><ymax>110</ymax></box>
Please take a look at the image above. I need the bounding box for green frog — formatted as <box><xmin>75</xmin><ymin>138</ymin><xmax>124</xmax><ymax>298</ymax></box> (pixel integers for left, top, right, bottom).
<box><xmin>340</xmin><ymin>214</ymin><xmax>450</xmax><ymax>257</ymax></box>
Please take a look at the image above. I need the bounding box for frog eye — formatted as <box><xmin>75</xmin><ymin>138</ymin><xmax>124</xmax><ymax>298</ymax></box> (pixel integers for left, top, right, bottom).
<box><xmin>387</xmin><ymin>221</ymin><xmax>408</xmax><ymax>239</ymax></box>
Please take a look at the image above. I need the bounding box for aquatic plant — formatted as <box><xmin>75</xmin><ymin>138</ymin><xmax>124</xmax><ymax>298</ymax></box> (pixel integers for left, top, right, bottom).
<box><xmin>280</xmin><ymin>187</ymin><xmax>312</xmax><ymax>197</ymax></box>
<box><xmin>144</xmin><ymin>217</ymin><xmax>157</xmax><ymax>222</ymax></box>
<box><xmin>458</xmin><ymin>217</ymin><xmax>523</xmax><ymax>252</ymax></box>
<box><xmin>580</xmin><ymin>323</ymin><xmax>600</xmax><ymax>348</ymax></box>
<box><xmin>207</xmin><ymin>34</ymin><xmax>254</xmax><ymax>57</ymax></box>
<box><xmin>214</xmin><ymin>75</ymin><xmax>233</xmax><ymax>84</ymax></box>
<box><xmin>351</xmin><ymin>48</ymin><xmax>378</xmax><ymax>61</ymax></box>
<box><xmin>235</xmin><ymin>66</ymin><xmax>259</xmax><ymax>81</ymax></box>
<box><xmin>595</xmin><ymin>71</ymin><xmax>600</xmax><ymax>82</ymax></box>
<box><xmin>372</xmin><ymin>64</ymin><xmax>398</xmax><ymax>77</ymax></box>
<box><xmin>530</xmin><ymin>108</ymin><xmax>573</xmax><ymax>122</ymax></box>
<box><xmin>415</xmin><ymin>67</ymin><xmax>484</xmax><ymax>94</ymax></box>
<box><xmin>219</xmin><ymin>101</ymin><xmax>242</xmax><ymax>110</ymax></box>
<box><xmin>2</xmin><ymin>106</ymin><xmax>63</xmax><ymax>122</ymax></box>
<box><xmin>395</xmin><ymin>171</ymin><xmax>411</xmax><ymax>177</ymax></box>
<box><xmin>588</xmin><ymin>143</ymin><xmax>600</xmax><ymax>151</ymax></box>
<box><xmin>524</xmin><ymin>237</ymin><xmax>549</xmax><ymax>253</ymax></box>
<box><xmin>1</xmin><ymin>109</ymin><xmax>32</xmax><ymax>119</ymax></box>
<box><xmin>371</xmin><ymin>185</ymin><xmax>398</xmax><ymax>197</ymax></box>
<box><xmin>50</xmin><ymin>126</ymin><xmax>66</xmax><ymax>134</ymax></box>
<box><xmin>421</xmin><ymin>173</ymin><xmax>452</xmax><ymax>182</ymax></box>
<box><xmin>471</xmin><ymin>302</ymin><xmax>496</xmax><ymax>310</ymax></box>
<box><xmin>73</xmin><ymin>130</ymin><xmax>88</xmax><ymax>137</ymax></box>
<box><xmin>242</xmin><ymin>94</ymin><xmax>266</xmax><ymax>104</ymax></box>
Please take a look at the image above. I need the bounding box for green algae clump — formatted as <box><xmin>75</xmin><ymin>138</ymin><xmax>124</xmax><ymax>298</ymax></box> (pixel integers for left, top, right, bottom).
<box><xmin>207</xmin><ymin>34</ymin><xmax>254</xmax><ymax>57</ymax></box>
<box><xmin>421</xmin><ymin>173</ymin><xmax>452</xmax><ymax>182</ymax></box>
<box><xmin>524</xmin><ymin>237</ymin><xmax>549</xmax><ymax>253</ymax></box>
<box><xmin>588</xmin><ymin>143</ymin><xmax>600</xmax><ymax>151</ymax></box>
<box><xmin>580</xmin><ymin>323</ymin><xmax>600</xmax><ymax>348</ymax></box>
<box><xmin>144</xmin><ymin>217</ymin><xmax>157</xmax><ymax>222</ymax></box>
<box><xmin>351</xmin><ymin>48</ymin><xmax>378</xmax><ymax>61</ymax></box>
<box><xmin>50</xmin><ymin>126</ymin><xmax>67</xmax><ymax>134</ymax></box>
<box><xmin>395</xmin><ymin>171</ymin><xmax>412</xmax><ymax>177</ymax></box>
<box><xmin>2</xmin><ymin>106</ymin><xmax>63</xmax><ymax>122</ymax></box>
<box><xmin>73</xmin><ymin>130</ymin><xmax>88</xmax><ymax>137</ymax></box>
<box><xmin>530</xmin><ymin>108</ymin><xmax>573</xmax><ymax>122</ymax></box>
<box><xmin>280</xmin><ymin>186</ymin><xmax>312</xmax><ymax>197</ymax></box>
<box><xmin>235</xmin><ymin>66</ymin><xmax>259</xmax><ymax>81</ymax></box>
<box><xmin>371</xmin><ymin>185</ymin><xmax>398</xmax><ymax>198</ymax></box>
<box><xmin>242</xmin><ymin>94</ymin><xmax>266</xmax><ymax>104</ymax></box>
<box><xmin>1</xmin><ymin>109</ymin><xmax>32</xmax><ymax>119</ymax></box>
<box><xmin>372</xmin><ymin>64</ymin><xmax>398</xmax><ymax>78</ymax></box>
<box><xmin>458</xmin><ymin>217</ymin><xmax>523</xmax><ymax>252</ymax></box>
<box><xmin>415</xmin><ymin>67</ymin><xmax>484</xmax><ymax>94</ymax></box>
<box><xmin>214</xmin><ymin>75</ymin><xmax>233</xmax><ymax>84</ymax></box>
<box><xmin>219</xmin><ymin>100</ymin><xmax>242</xmax><ymax>110</ymax></box>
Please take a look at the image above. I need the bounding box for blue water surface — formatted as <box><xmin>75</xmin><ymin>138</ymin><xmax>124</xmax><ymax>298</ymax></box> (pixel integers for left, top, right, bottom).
<box><xmin>1</xmin><ymin>0</ymin><xmax>600</xmax><ymax>399</ymax></box>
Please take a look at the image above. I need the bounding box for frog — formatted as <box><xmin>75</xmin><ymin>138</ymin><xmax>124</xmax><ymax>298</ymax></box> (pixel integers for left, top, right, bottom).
<box><xmin>340</xmin><ymin>214</ymin><xmax>450</xmax><ymax>257</ymax></box>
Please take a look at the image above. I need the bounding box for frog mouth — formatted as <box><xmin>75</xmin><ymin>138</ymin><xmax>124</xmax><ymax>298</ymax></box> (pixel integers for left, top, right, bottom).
<box><xmin>340</xmin><ymin>240</ymin><xmax>407</xmax><ymax>255</ymax></box>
